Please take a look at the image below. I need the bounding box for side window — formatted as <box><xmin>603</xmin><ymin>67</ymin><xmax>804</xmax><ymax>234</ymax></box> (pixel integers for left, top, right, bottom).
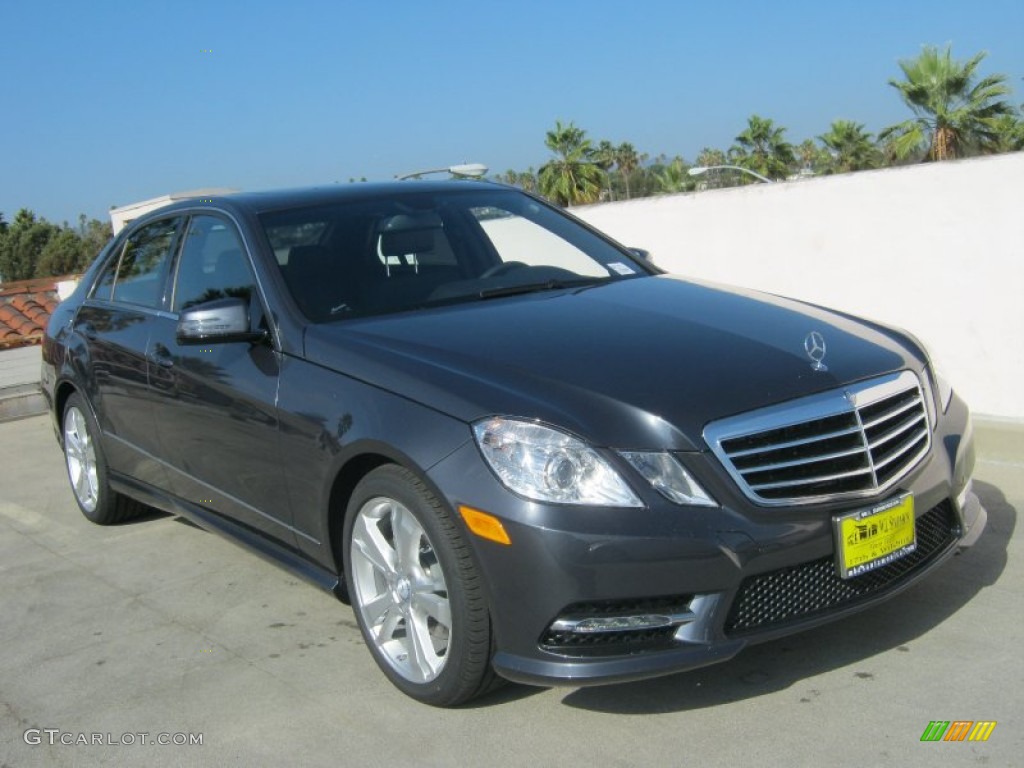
<box><xmin>111</xmin><ymin>218</ymin><xmax>181</xmax><ymax>308</ymax></box>
<box><xmin>91</xmin><ymin>243</ymin><xmax>124</xmax><ymax>301</ymax></box>
<box><xmin>263</xmin><ymin>220</ymin><xmax>328</xmax><ymax>266</ymax></box>
<box><xmin>173</xmin><ymin>215</ymin><xmax>256</xmax><ymax>311</ymax></box>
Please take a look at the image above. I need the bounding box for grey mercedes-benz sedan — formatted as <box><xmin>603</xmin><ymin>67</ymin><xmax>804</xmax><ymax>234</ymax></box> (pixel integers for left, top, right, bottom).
<box><xmin>42</xmin><ymin>180</ymin><xmax>986</xmax><ymax>705</ymax></box>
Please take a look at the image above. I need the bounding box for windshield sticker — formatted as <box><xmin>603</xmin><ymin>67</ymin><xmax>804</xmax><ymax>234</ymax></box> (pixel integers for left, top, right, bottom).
<box><xmin>608</xmin><ymin>262</ymin><xmax>636</xmax><ymax>276</ymax></box>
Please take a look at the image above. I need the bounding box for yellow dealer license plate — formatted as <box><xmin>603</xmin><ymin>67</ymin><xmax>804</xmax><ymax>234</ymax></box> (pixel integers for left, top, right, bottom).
<box><xmin>833</xmin><ymin>493</ymin><xmax>916</xmax><ymax>579</ymax></box>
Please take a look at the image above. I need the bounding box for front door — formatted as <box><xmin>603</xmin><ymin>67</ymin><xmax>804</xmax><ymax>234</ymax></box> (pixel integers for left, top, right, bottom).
<box><xmin>147</xmin><ymin>213</ymin><xmax>294</xmax><ymax>544</ymax></box>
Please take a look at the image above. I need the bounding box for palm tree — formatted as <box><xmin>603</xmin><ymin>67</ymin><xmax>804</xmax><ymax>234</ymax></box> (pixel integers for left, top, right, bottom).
<box><xmin>818</xmin><ymin>120</ymin><xmax>881</xmax><ymax>173</ymax></box>
<box><xmin>988</xmin><ymin>112</ymin><xmax>1024</xmax><ymax>152</ymax></box>
<box><xmin>695</xmin><ymin>147</ymin><xmax>726</xmax><ymax>167</ymax></box>
<box><xmin>538</xmin><ymin>121</ymin><xmax>606</xmax><ymax>206</ymax></box>
<box><xmin>614</xmin><ymin>142</ymin><xmax>640</xmax><ymax>199</ymax></box>
<box><xmin>594</xmin><ymin>140</ymin><xmax>617</xmax><ymax>201</ymax></box>
<box><xmin>691</xmin><ymin>147</ymin><xmax>728</xmax><ymax>189</ymax></box>
<box><xmin>495</xmin><ymin>169</ymin><xmax>539</xmax><ymax>192</ymax></box>
<box><xmin>730</xmin><ymin>115</ymin><xmax>796</xmax><ymax>180</ymax></box>
<box><xmin>654</xmin><ymin>156</ymin><xmax>692</xmax><ymax>193</ymax></box>
<box><xmin>879</xmin><ymin>45</ymin><xmax>1013</xmax><ymax>161</ymax></box>
<box><xmin>518</xmin><ymin>168</ymin><xmax>538</xmax><ymax>194</ymax></box>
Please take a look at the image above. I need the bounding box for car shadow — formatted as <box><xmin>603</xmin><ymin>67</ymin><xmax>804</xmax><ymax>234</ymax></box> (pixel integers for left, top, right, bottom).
<box><xmin>112</xmin><ymin>506</ymin><xmax>171</xmax><ymax>525</ymax></box>
<box><xmin>551</xmin><ymin>479</ymin><xmax>1014</xmax><ymax>714</ymax></box>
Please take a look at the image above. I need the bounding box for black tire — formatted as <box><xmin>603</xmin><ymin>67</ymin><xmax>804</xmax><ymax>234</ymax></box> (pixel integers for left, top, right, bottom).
<box><xmin>61</xmin><ymin>393</ymin><xmax>144</xmax><ymax>525</ymax></box>
<box><xmin>343</xmin><ymin>464</ymin><xmax>499</xmax><ymax>706</ymax></box>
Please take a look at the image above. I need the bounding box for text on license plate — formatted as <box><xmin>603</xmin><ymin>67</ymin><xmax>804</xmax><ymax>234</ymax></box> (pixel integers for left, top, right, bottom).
<box><xmin>833</xmin><ymin>493</ymin><xmax>916</xmax><ymax>579</ymax></box>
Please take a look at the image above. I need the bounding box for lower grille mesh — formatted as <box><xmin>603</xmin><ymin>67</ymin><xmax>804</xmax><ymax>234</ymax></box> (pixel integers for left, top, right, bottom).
<box><xmin>725</xmin><ymin>501</ymin><xmax>958</xmax><ymax>635</ymax></box>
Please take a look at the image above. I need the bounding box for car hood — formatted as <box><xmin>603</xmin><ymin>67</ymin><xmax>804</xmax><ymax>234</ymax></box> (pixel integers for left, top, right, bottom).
<box><xmin>303</xmin><ymin>275</ymin><xmax>922</xmax><ymax>450</ymax></box>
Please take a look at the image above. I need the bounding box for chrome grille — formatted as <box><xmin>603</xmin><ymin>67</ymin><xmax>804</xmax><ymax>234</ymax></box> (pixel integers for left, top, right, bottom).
<box><xmin>705</xmin><ymin>371</ymin><xmax>930</xmax><ymax>505</ymax></box>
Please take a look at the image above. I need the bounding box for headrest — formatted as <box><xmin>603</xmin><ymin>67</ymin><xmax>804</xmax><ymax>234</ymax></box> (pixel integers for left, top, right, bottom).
<box><xmin>380</xmin><ymin>229</ymin><xmax>434</xmax><ymax>257</ymax></box>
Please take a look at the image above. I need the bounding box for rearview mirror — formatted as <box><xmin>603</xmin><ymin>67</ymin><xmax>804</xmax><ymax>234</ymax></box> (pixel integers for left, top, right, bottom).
<box><xmin>177</xmin><ymin>297</ymin><xmax>266</xmax><ymax>345</ymax></box>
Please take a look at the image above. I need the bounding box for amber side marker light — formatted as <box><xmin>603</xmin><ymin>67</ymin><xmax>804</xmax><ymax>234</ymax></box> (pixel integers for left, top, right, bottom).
<box><xmin>458</xmin><ymin>506</ymin><xmax>511</xmax><ymax>545</ymax></box>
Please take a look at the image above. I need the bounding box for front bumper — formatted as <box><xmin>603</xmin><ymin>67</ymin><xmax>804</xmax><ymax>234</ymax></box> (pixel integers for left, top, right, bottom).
<box><xmin>428</xmin><ymin>392</ymin><xmax>985</xmax><ymax>688</ymax></box>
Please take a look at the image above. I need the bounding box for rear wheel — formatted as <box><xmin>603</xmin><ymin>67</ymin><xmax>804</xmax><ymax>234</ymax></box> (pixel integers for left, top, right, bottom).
<box><xmin>62</xmin><ymin>393</ymin><xmax>144</xmax><ymax>525</ymax></box>
<box><xmin>344</xmin><ymin>465</ymin><xmax>498</xmax><ymax>706</ymax></box>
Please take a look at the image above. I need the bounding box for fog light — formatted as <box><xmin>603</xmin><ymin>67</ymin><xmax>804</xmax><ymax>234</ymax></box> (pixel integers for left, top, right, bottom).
<box><xmin>561</xmin><ymin>615</ymin><xmax>674</xmax><ymax>633</ymax></box>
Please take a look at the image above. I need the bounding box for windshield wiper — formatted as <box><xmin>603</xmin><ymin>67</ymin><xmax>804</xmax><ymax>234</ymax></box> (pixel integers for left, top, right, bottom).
<box><xmin>478</xmin><ymin>279</ymin><xmax>596</xmax><ymax>300</ymax></box>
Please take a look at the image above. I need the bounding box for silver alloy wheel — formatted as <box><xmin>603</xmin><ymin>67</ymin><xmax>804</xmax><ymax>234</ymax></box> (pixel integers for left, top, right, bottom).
<box><xmin>349</xmin><ymin>496</ymin><xmax>452</xmax><ymax>683</ymax></box>
<box><xmin>64</xmin><ymin>406</ymin><xmax>99</xmax><ymax>513</ymax></box>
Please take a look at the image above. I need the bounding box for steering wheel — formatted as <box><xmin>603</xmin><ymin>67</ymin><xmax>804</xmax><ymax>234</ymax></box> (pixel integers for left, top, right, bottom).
<box><xmin>480</xmin><ymin>261</ymin><xmax>528</xmax><ymax>279</ymax></box>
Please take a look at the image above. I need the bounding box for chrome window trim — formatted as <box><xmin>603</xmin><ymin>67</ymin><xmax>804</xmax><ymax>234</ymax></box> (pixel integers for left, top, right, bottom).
<box><xmin>78</xmin><ymin>299</ymin><xmax>178</xmax><ymax>322</ymax></box>
<box><xmin>704</xmin><ymin>370</ymin><xmax>931</xmax><ymax>507</ymax></box>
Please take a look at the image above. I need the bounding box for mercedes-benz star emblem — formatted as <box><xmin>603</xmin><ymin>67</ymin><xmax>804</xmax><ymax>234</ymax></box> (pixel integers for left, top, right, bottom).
<box><xmin>804</xmin><ymin>331</ymin><xmax>828</xmax><ymax>372</ymax></box>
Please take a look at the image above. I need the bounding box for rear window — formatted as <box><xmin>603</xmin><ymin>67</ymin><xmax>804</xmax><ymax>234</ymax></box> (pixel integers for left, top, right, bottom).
<box><xmin>92</xmin><ymin>217</ymin><xmax>181</xmax><ymax>308</ymax></box>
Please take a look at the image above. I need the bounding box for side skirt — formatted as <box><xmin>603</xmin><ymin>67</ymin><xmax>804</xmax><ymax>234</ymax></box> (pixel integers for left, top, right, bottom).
<box><xmin>109</xmin><ymin>472</ymin><xmax>348</xmax><ymax>603</ymax></box>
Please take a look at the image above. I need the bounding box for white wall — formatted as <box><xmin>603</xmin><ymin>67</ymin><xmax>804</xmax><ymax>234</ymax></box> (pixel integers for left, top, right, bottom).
<box><xmin>572</xmin><ymin>153</ymin><xmax>1023</xmax><ymax>420</ymax></box>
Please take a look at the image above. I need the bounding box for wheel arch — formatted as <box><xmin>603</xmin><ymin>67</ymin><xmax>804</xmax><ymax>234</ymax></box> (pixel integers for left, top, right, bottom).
<box><xmin>326</xmin><ymin>452</ymin><xmax>393</xmax><ymax>600</ymax></box>
<box><xmin>324</xmin><ymin>441</ymin><xmax>473</xmax><ymax>603</ymax></box>
<box><xmin>54</xmin><ymin>380</ymin><xmax>82</xmax><ymax>444</ymax></box>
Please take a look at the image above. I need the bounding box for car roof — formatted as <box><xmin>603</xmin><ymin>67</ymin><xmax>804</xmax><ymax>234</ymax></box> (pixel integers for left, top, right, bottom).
<box><xmin>153</xmin><ymin>180</ymin><xmax>505</xmax><ymax>218</ymax></box>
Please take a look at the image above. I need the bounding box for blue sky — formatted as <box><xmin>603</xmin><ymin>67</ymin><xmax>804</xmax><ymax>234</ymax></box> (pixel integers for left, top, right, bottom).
<box><xmin>3</xmin><ymin>0</ymin><xmax>1022</xmax><ymax>225</ymax></box>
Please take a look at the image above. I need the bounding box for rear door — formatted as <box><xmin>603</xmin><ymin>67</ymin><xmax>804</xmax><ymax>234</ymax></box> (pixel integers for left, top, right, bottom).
<box><xmin>72</xmin><ymin>216</ymin><xmax>182</xmax><ymax>489</ymax></box>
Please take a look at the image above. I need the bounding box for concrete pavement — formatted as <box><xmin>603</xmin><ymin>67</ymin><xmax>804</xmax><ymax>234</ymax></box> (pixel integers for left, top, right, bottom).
<box><xmin>0</xmin><ymin>346</ymin><xmax>45</xmax><ymax>422</ymax></box>
<box><xmin>1</xmin><ymin>414</ymin><xmax>1020</xmax><ymax>767</ymax></box>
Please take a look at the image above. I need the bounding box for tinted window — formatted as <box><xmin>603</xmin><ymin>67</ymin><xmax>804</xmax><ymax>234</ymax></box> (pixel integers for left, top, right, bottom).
<box><xmin>173</xmin><ymin>216</ymin><xmax>255</xmax><ymax>311</ymax></box>
<box><xmin>263</xmin><ymin>220</ymin><xmax>328</xmax><ymax>265</ymax></box>
<box><xmin>470</xmin><ymin>207</ymin><xmax>607</xmax><ymax>277</ymax></box>
<box><xmin>259</xmin><ymin>189</ymin><xmax>649</xmax><ymax>322</ymax></box>
<box><xmin>91</xmin><ymin>244</ymin><xmax>122</xmax><ymax>301</ymax></box>
<box><xmin>111</xmin><ymin>218</ymin><xmax>181</xmax><ymax>308</ymax></box>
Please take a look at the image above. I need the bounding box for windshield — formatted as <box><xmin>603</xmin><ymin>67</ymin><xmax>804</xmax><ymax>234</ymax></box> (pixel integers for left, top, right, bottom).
<box><xmin>259</xmin><ymin>188</ymin><xmax>650</xmax><ymax>322</ymax></box>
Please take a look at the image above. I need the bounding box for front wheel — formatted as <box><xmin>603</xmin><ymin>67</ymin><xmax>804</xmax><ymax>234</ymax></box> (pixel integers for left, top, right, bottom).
<box><xmin>343</xmin><ymin>465</ymin><xmax>497</xmax><ymax>706</ymax></box>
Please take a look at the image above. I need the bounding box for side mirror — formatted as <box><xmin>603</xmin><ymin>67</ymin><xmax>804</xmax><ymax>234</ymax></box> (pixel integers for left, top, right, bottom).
<box><xmin>177</xmin><ymin>297</ymin><xmax>266</xmax><ymax>345</ymax></box>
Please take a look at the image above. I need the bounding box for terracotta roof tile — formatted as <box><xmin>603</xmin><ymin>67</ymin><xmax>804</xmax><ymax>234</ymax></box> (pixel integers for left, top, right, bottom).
<box><xmin>0</xmin><ymin>275</ymin><xmax>78</xmax><ymax>350</ymax></box>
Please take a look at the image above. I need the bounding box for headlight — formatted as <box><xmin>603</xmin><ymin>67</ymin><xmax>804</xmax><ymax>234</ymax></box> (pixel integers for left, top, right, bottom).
<box><xmin>919</xmin><ymin>340</ymin><xmax>954</xmax><ymax>414</ymax></box>
<box><xmin>621</xmin><ymin>452</ymin><xmax>717</xmax><ymax>507</ymax></box>
<box><xmin>473</xmin><ymin>417</ymin><xmax>642</xmax><ymax>507</ymax></box>
<box><xmin>932</xmin><ymin>363</ymin><xmax>953</xmax><ymax>414</ymax></box>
